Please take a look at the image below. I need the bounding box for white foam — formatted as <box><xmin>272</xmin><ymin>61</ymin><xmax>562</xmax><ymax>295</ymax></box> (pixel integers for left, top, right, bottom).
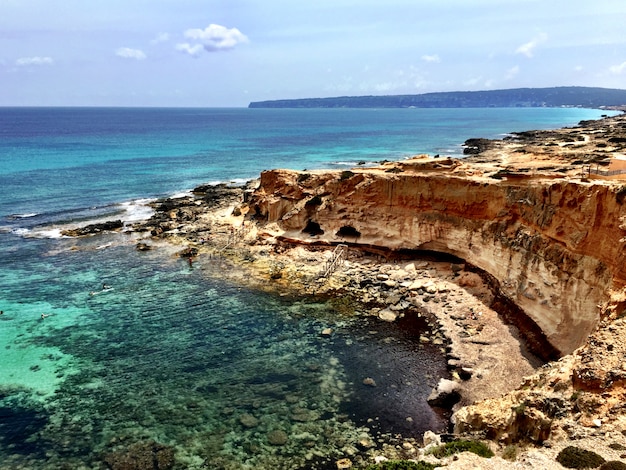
<box><xmin>11</xmin><ymin>227</ymin><xmax>31</xmax><ymax>236</ymax></box>
<box><xmin>169</xmin><ymin>191</ymin><xmax>192</xmax><ymax>199</ymax></box>
<box><xmin>202</xmin><ymin>178</ymin><xmax>250</xmax><ymax>187</ymax></box>
<box><xmin>119</xmin><ymin>198</ymin><xmax>155</xmax><ymax>223</ymax></box>
<box><xmin>13</xmin><ymin>212</ymin><xmax>38</xmax><ymax>218</ymax></box>
<box><xmin>27</xmin><ymin>228</ymin><xmax>65</xmax><ymax>239</ymax></box>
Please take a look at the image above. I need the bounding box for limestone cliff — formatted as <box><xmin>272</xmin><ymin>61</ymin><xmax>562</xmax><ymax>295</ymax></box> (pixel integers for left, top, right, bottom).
<box><xmin>249</xmin><ymin>157</ymin><xmax>626</xmax><ymax>357</ymax></box>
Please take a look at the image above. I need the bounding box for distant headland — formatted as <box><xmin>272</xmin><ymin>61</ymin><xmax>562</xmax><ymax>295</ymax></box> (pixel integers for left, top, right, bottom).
<box><xmin>248</xmin><ymin>86</ymin><xmax>626</xmax><ymax>109</ymax></box>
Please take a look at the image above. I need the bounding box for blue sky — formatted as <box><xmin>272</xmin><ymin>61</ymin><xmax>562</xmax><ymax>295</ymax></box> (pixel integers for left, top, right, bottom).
<box><xmin>2</xmin><ymin>0</ymin><xmax>626</xmax><ymax>107</ymax></box>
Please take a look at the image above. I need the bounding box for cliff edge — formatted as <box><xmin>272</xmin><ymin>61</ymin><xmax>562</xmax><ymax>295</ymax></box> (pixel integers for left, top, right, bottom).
<box><xmin>245</xmin><ymin>113</ymin><xmax>626</xmax><ymax>459</ymax></box>
<box><xmin>248</xmin><ymin>114</ymin><xmax>626</xmax><ymax>357</ymax></box>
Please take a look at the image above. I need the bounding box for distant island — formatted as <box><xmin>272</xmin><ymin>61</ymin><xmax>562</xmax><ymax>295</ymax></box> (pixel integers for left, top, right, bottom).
<box><xmin>248</xmin><ymin>86</ymin><xmax>626</xmax><ymax>109</ymax></box>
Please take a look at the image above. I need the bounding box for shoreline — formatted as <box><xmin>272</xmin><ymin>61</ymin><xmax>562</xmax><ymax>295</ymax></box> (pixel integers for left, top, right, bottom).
<box><xmin>59</xmin><ymin>111</ymin><xmax>626</xmax><ymax>468</ymax></box>
<box><xmin>115</xmin><ymin>176</ymin><xmax>544</xmax><ymax>465</ymax></box>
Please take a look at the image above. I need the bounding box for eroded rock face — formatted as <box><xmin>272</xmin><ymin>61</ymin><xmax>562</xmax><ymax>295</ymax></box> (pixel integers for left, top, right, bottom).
<box><xmin>454</xmin><ymin>316</ymin><xmax>626</xmax><ymax>444</ymax></box>
<box><xmin>249</xmin><ymin>164</ymin><xmax>626</xmax><ymax>356</ymax></box>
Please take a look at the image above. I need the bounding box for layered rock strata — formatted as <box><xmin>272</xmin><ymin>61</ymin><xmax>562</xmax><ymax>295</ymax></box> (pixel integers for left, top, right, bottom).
<box><xmin>249</xmin><ymin>157</ymin><xmax>626</xmax><ymax>357</ymax></box>
<box><xmin>63</xmin><ymin>112</ymin><xmax>626</xmax><ymax>466</ymax></box>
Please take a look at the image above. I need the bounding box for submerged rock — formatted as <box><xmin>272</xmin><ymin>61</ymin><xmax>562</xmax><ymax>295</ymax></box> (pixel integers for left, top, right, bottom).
<box><xmin>239</xmin><ymin>413</ymin><xmax>259</xmax><ymax>428</ymax></box>
<box><xmin>362</xmin><ymin>377</ymin><xmax>377</xmax><ymax>387</ymax></box>
<box><xmin>267</xmin><ymin>429</ymin><xmax>288</xmax><ymax>446</ymax></box>
<box><xmin>103</xmin><ymin>440</ymin><xmax>175</xmax><ymax>470</ymax></box>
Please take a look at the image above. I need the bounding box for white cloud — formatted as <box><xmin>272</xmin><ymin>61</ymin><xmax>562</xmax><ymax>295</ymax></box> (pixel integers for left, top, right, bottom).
<box><xmin>177</xmin><ymin>24</ymin><xmax>248</xmax><ymax>56</ymax></box>
<box><xmin>175</xmin><ymin>43</ymin><xmax>204</xmax><ymax>57</ymax></box>
<box><xmin>116</xmin><ymin>47</ymin><xmax>147</xmax><ymax>60</ymax></box>
<box><xmin>515</xmin><ymin>32</ymin><xmax>548</xmax><ymax>58</ymax></box>
<box><xmin>151</xmin><ymin>32</ymin><xmax>170</xmax><ymax>45</ymax></box>
<box><xmin>16</xmin><ymin>56</ymin><xmax>53</xmax><ymax>66</ymax></box>
<box><xmin>421</xmin><ymin>54</ymin><xmax>441</xmax><ymax>63</ymax></box>
<box><xmin>609</xmin><ymin>62</ymin><xmax>626</xmax><ymax>74</ymax></box>
<box><xmin>506</xmin><ymin>65</ymin><xmax>520</xmax><ymax>79</ymax></box>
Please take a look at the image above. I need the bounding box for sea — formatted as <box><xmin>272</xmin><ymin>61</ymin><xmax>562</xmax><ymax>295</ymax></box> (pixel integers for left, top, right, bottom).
<box><xmin>0</xmin><ymin>107</ymin><xmax>616</xmax><ymax>469</ymax></box>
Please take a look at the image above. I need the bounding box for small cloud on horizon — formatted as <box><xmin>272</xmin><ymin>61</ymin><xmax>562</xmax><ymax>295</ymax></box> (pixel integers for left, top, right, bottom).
<box><xmin>16</xmin><ymin>56</ymin><xmax>54</xmax><ymax>66</ymax></box>
<box><xmin>515</xmin><ymin>33</ymin><xmax>548</xmax><ymax>58</ymax></box>
<box><xmin>115</xmin><ymin>47</ymin><xmax>147</xmax><ymax>60</ymax></box>
<box><xmin>177</xmin><ymin>24</ymin><xmax>248</xmax><ymax>57</ymax></box>
<box><xmin>421</xmin><ymin>54</ymin><xmax>441</xmax><ymax>63</ymax></box>
<box><xmin>609</xmin><ymin>62</ymin><xmax>626</xmax><ymax>74</ymax></box>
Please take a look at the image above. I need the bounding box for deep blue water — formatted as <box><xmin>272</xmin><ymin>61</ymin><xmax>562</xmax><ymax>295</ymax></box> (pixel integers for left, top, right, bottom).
<box><xmin>0</xmin><ymin>107</ymin><xmax>616</xmax><ymax>469</ymax></box>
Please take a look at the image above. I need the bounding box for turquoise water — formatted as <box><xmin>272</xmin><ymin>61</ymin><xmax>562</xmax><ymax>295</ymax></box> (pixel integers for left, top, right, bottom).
<box><xmin>0</xmin><ymin>107</ymin><xmax>617</xmax><ymax>468</ymax></box>
<box><xmin>0</xmin><ymin>234</ymin><xmax>448</xmax><ymax>469</ymax></box>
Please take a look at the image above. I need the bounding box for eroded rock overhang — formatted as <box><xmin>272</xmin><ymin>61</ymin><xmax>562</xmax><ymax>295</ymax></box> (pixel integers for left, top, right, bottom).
<box><xmin>249</xmin><ymin>162</ymin><xmax>626</xmax><ymax>357</ymax></box>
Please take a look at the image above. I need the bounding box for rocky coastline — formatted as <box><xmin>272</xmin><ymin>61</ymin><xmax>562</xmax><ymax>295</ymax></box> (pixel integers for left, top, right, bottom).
<box><xmin>69</xmin><ymin>112</ymin><xmax>626</xmax><ymax>469</ymax></box>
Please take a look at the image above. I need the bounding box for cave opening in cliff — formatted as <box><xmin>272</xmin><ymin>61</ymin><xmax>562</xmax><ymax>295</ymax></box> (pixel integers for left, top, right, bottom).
<box><xmin>336</xmin><ymin>225</ymin><xmax>361</xmax><ymax>239</ymax></box>
<box><xmin>302</xmin><ymin>220</ymin><xmax>324</xmax><ymax>236</ymax></box>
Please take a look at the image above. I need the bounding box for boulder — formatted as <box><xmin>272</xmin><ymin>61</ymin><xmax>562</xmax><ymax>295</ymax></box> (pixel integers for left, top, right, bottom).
<box><xmin>427</xmin><ymin>378</ymin><xmax>461</xmax><ymax>408</ymax></box>
<box><xmin>378</xmin><ymin>308</ymin><xmax>397</xmax><ymax>322</ymax></box>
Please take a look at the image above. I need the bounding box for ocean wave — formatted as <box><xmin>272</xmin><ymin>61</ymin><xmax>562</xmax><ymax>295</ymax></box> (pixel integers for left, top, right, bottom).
<box><xmin>200</xmin><ymin>178</ymin><xmax>251</xmax><ymax>187</ymax></box>
<box><xmin>11</xmin><ymin>227</ymin><xmax>31</xmax><ymax>236</ymax></box>
<box><xmin>119</xmin><ymin>198</ymin><xmax>155</xmax><ymax>222</ymax></box>
<box><xmin>28</xmin><ymin>228</ymin><xmax>64</xmax><ymax>239</ymax></box>
<box><xmin>6</xmin><ymin>199</ymin><xmax>156</xmax><ymax>240</ymax></box>
<box><xmin>7</xmin><ymin>212</ymin><xmax>39</xmax><ymax>219</ymax></box>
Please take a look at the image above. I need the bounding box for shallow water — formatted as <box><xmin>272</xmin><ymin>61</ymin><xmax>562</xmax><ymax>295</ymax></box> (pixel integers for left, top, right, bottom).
<box><xmin>0</xmin><ymin>107</ymin><xmax>614</xmax><ymax>468</ymax></box>
<box><xmin>0</xmin><ymin>233</ymin><xmax>449</xmax><ymax>469</ymax></box>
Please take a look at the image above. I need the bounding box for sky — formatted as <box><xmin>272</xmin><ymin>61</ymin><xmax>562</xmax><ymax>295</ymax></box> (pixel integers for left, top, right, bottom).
<box><xmin>2</xmin><ymin>0</ymin><xmax>626</xmax><ymax>107</ymax></box>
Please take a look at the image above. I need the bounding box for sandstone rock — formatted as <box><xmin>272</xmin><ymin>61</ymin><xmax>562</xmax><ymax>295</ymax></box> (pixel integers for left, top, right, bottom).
<box><xmin>336</xmin><ymin>458</ymin><xmax>352</xmax><ymax>469</ymax></box>
<box><xmin>362</xmin><ymin>377</ymin><xmax>377</xmax><ymax>387</ymax></box>
<box><xmin>248</xmin><ymin>163</ymin><xmax>626</xmax><ymax>356</ymax></box>
<box><xmin>427</xmin><ymin>378</ymin><xmax>461</xmax><ymax>408</ymax></box>
<box><xmin>423</xmin><ymin>430</ymin><xmax>441</xmax><ymax>448</ymax></box>
<box><xmin>408</xmin><ymin>280</ymin><xmax>425</xmax><ymax>291</ymax></box>
<box><xmin>424</xmin><ymin>281</ymin><xmax>438</xmax><ymax>294</ymax></box>
<box><xmin>378</xmin><ymin>308</ymin><xmax>397</xmax><ymax>322</ymax></box>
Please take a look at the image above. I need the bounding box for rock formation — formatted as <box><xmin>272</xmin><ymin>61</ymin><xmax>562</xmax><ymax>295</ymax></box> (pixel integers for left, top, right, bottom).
<box><xmin>64</xmin><ymin>112</ymin><xmax>626</xmax><ymax>466</ymax></box>
<box><xmin>248</xmin><ymin>152</ymin><xmax>626</xmax><ymax>357</ymax></box>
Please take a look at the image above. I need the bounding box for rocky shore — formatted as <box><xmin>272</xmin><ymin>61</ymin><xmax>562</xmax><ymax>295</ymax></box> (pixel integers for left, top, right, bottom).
<box><xmin>69</xmin><ymin>112</ymin><xmax>626</xmax><ymax>469</ymax></box>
